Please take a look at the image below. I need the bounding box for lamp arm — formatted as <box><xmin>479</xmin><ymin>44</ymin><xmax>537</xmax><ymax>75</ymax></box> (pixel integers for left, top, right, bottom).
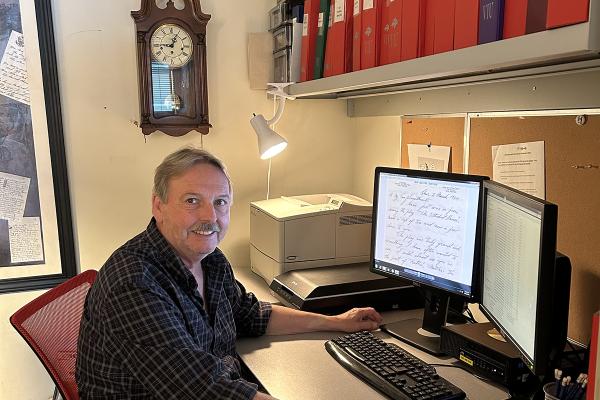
<box><xmin>266</xmin><ymin>96</ymin><xmax>286</xmax><ymax>126</ymax></box>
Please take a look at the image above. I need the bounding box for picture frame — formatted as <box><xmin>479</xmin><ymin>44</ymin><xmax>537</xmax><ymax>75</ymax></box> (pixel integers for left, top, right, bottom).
<box><xmin>0</xmin><ymin>0</ymin><xmax>76</xmax><ymax>293</ymax></box>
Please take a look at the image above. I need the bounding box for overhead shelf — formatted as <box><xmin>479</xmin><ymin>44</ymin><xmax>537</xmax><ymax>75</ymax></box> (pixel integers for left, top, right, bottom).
<box><xmin>286</xmin><ymin>7</ymin><xmax>600</xmax><ymax>100</ymax></box>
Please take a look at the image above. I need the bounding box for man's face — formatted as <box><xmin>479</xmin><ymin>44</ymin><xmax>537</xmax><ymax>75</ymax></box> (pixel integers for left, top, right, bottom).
<box><xmin>152</xmin><ymin>163</ymin><xmax>231</xmax><ymax>267</ymax></box>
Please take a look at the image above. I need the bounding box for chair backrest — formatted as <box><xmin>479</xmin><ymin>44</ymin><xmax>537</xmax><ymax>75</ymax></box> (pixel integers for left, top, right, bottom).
<box><xmin>10</xmin><ymin>269</ymin><xmax>97</xmax><ymax>400</ymax></box>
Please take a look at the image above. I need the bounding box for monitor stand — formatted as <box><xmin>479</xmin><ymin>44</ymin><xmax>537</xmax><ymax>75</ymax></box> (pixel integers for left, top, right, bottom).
<box><xmin>381</xmin><ymin>288</ymin><xmax>450</xmax><ymax>356</ymax></box>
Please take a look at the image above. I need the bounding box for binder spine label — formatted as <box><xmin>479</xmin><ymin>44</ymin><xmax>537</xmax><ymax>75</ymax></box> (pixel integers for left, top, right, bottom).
<box><xmin>364</xmin><ymin>0</ymin><xmax>374</xmax><ymax>9</ymax></box>
<box><xmin>303</xmin><ymin>15</ymin><xmax>309</xmax><ymax>36</ymax></box>
<box><xmin>318</xmin><ymin>12</ymin><xmax>324</xmax><ymax>28</ymax></box>
<box><xmin>329</xmin><ymin>4</ymin><xmax>334</xmax><ymax>26</ymax></box>
<box><xmin>335</xmin><ymin>0</ymin><xmax>346</xmax><ymax>22</ymax></box>
<box><xmin>482</xmin><ymin>1</ymin><xmax>494</xmax><ymax>21</ymax></box>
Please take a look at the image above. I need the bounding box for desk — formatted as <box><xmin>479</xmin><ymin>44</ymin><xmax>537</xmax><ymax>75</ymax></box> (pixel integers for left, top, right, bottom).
<box><xmin>235</xmin><ymin>266</ymin><xmax>510</xmax><ymax>400</ymax></box>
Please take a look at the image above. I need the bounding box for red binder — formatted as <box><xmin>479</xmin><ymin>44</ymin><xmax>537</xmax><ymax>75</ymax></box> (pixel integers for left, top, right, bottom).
<box><xmin>503</xmin><ymin>0</ymin><xmax>527</xmax><ymax>38</ymax></box>
<box><xmin>380</xmin><ymin>0</ymin><xmax>403</xmax><ymax>65</ymax></box>
<box><xmin>547</xmin><ymin>0</ymin><xmax>589</xmax><ymax>29</ymax></box>
<box><xmin>454</xmin><ymin>0</ymin><xmax>479</xmax><ymax>49</ymax></box>
<box><xmin>300</xmin><ymin>0</ymin><xmax>322</xmax><ymax>81</ymax></box>
<box><xmin>424</xmin><ymin>0</ymin><xmax>456</xmax><ymax>56</ymax></box>
<box><xmin>361</xmin><ymin>0</ymin><xmax>382</xmax><ymax>69</ymax></box>
<box><xmin>526</xmin><ymin>0</ymin><xmax>547</xmax><ymax>33</ymax></box>
<box><xmin>353</xmin><ymin>0</ymin><xmax>362</xmax><ymax>71</ymax></box>
<box><xmin>323</xmin><ymin>0</ymin><xmax>354</xmax><ymax>77</ymax></box>
<box><xmin>401</xmin><ymin>0</ymin><xmax>426</xmax><ymax>61</ymax></box>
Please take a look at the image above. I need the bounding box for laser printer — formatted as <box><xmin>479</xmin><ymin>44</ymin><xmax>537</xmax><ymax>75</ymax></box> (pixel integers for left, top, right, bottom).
<box><xmin>250</xmin><ymin>194</ymin><xmax>372</xmax><ymax>283</ymax></box>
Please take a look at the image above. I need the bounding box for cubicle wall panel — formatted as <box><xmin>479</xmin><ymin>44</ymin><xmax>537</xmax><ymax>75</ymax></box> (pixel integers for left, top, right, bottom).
<box><xmin>469</xmin><ymin>114</ymin><xmax>600</xmax><ymax>344</ymax></box>
<box><xmin>400</xmin><ymin>117</ymin><xmax>466</xmax><ymax>172</ymax></box>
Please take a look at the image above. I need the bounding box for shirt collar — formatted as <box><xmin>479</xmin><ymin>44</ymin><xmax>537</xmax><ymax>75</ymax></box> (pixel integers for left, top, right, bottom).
<box><xmin>144</xmin><ymin>218</ymin><xmax>225</xmax><ymax>292</ymax></box>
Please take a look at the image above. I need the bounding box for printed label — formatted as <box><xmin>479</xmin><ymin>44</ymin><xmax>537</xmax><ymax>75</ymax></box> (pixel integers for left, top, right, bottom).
<box><xmin>318</xmin><ymin>12</ymin><xmax>324</xmax><ymax>28</ymax></box>
<box><xmin>354</xmin><ymin>0</ymin><xmax>361</xmax><ymax>15</ymax></box>
<box><xmin>334</xmin><ymin>0</ymin><xmax>345</xmax><ymax>23</ymax></box>
<box><xmin>459</xmin><ymin>353</ymin><xmax>474</xmax><ymax>367</ymax></box>
<box><xmin>364</xmin><ymin>0</ymin><xmax>374</xmax><ymax>9</ymax></box>
<box><xmin>303</xmin><ymin>14</ymin><xmax>309</xmax><ymax>36</ymax></box>
<box><xmin>329</xmin><ymin>4</ymin><xmax>334</xmax><ymax>26</ymax></box>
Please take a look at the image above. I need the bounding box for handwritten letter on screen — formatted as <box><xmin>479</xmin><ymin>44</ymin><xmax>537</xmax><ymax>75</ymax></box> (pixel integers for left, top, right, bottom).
<box><xmin>382</xmin><ymin>179</ymin><xmax>470</xmax><ymax>281</ymax></box>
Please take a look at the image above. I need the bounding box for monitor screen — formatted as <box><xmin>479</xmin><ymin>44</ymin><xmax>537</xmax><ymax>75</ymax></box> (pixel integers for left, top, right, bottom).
<box><xmin>371</xmin><ymin>167</ymin><xmax>487</xmax><ymax>355</ymax></box>
<box><xmin>479</xmin><ymin>180</ymin><xmax>559</xmax><ymax>374</ymax></box>
<box><xmin>372</xmin><ymin>168</ymin><xmax>484</xmax><ymax>298</ymax></box>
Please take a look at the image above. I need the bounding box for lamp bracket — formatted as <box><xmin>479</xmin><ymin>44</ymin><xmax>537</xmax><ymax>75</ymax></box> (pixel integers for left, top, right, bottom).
<box><xmin>266</xmin><ymin>82</ymin><xmax>296</xmax><ymax>100</ymax></box>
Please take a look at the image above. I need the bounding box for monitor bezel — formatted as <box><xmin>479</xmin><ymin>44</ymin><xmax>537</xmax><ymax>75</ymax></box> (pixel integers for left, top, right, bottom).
<box><xmin>370</xmin><ymin>167</ymin><xmax>488</xmax><ymax>302</ymax></box>
<box><xmin>478</xmin><ymin>180</ymin><xmax>558</xmax><ymax>375</ymax></box>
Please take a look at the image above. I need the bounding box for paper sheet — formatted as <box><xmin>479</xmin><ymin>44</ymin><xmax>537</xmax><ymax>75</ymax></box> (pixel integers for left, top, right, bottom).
<box><xmin>9</xmin><ymin>217</ymin><xmax>44</xmax><ymax>264</ymax></box>
<box><xmin>492</xmin><ymin>141</ymin><xmax>545</xmax><ymax>199</ymax></box>
<box><xmin>0</xmin><ymin>172</ymin><xmax>30</xmax><ymax>222</ymax></box>
<box><xmin>407</xmin><ymin>144</ymin><xmax>451</xmax><ymax>172</ymax></box>
<box><xmin>0</xmin><ymin>30</ymin><xmax>30</xmax><ymax>105</ymax></box>
<box><xmin>248</xmin><ymin>32</ymin><xmax>273</xmax><ymax>90</ymax></box>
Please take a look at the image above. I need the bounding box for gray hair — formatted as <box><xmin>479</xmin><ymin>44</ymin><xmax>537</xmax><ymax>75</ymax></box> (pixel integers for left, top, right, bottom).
<box><xmin>153</xmin><ymin>147</ymin><xmax>232</xmax><ymax>202</ymax></box>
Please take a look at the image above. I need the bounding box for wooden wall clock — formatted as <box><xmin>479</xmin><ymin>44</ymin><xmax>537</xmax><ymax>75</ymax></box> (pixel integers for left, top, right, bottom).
<box><xmin>132</xmin><ymin>0</ymin><xmax>211</xmax><ymax>136</ymax></box>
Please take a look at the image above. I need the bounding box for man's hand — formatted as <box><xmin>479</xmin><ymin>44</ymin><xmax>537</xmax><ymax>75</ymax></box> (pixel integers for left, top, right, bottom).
<box><xmin>330</xmin><ymin>307</ymin><xmax>383</xmax><ymax>332</ymax></box>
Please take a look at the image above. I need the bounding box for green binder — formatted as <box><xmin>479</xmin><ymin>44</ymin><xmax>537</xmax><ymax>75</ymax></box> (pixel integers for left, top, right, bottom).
<box><xmin>313</xmin><ymin>0</ymin><xmax>330</xmax><ymax>79</ymax></box>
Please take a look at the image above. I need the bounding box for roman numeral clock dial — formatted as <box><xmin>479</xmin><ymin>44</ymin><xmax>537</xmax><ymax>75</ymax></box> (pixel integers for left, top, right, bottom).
<box><xmin>151</xmin><ymin>24</ymin><xmax>193</xmax><ymax>68</ymax></box>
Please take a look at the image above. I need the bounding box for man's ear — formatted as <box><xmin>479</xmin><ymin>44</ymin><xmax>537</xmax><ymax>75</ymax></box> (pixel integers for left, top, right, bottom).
<box><xmin>152</xmin><ymin>194</ymin><xmax>164</xmax><ymax>222</ymax></box>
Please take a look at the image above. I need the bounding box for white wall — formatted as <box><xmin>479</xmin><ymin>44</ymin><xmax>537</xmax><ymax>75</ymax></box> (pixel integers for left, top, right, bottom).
<box><xmin>0</xmin><ymin>0</ymin><xmax>357</xmax><ymax>398</ymax></box>
<box><xmin>351</xmin><ymin>116</ymin><xmax>402</xmax><ymax>201</ymax></box>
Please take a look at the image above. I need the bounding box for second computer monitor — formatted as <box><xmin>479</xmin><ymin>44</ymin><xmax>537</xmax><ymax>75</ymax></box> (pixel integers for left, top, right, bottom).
<box><xmin>479</xmin><ymin>180</ymin><xmax>565</xmax><ymax>376</ymax></box>
<box><xmin>371</xmin><ymin>167</ymin><xmax>487</xmax><ymax>354</ymax></box>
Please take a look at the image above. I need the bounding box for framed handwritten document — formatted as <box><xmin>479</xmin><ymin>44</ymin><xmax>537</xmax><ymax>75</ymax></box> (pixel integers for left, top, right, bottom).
<box><xmin>0</xmin><ymin>0</ymin><xmax>76</xmax><ymax>293</ymax></box>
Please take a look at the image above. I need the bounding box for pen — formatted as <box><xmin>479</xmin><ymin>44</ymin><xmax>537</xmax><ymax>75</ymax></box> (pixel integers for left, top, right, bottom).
<box><xmin>558</xmin><ymin>376</ymin><xmax>569</xmax><ymax>400</ymax></box>
<box><xmin>555</xmin><ymin>369</ymin><xmax>563</xmax><ymax>397</ymax></box>
<box><xmin>557</xmin><ymin>373</ymin><xmax>588</xmax><ymax>400</ymax></box>
<box><xmin>570</xmin><ymin>374</ymin><xmax>586</xmax><ymax>400</ymax></box>
<box><xmin>563</xmin><ymin>376</ymin><xmax>577</xmax><ymax>400</ymax></box>
<box><xmin>568</xmin><ymin>375</ymin><xmax>587</xmax><ymax>400</ymax></box>
<box><xmin>563</xmin><ymin>375</ymin><xmax>581</xmax><ymax>400</ymax></box>
<box><xmin>576</xmin><ymin>378</ymin><xmax>587</xmax><ymax>400</ymax></box>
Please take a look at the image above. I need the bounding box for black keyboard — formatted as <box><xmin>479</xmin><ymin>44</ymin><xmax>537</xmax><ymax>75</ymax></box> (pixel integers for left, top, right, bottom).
<box><xmin>325</xmin><ymin>331</ymin><xmax>466</xmax><ymax>400</ymax></box>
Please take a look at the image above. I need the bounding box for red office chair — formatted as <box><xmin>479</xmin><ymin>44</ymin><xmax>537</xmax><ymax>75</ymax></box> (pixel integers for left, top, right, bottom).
<box><xmin>10</xmin><ymin>269</ymin><xmax>97</xmax><ymax>400</ymax></box>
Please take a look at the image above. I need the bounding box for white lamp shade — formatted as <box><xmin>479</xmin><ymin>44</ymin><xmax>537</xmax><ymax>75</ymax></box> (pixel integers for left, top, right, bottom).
<box><xmin>250</xmin><ymin>114</ymin><xmax>288</xmax><ymax>159</ymax></box>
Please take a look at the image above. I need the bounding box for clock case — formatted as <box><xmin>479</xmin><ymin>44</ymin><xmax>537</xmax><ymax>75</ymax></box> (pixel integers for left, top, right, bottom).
<box><xmin>132</xmin><ymin>0</ymin><xmax>211</xmax><ymax>136</ymax></box>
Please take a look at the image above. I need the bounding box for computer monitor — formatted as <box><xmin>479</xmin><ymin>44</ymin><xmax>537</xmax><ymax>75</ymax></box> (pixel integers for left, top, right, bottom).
<box><xmin>479</xmin><ymin>180</ymin><xmax>569</xmax><ymax>376</ymax></box>
<box><xmin>371</xmin><ymin>167</ymin><xmax>488</xmax><ymax>355</ymax></box>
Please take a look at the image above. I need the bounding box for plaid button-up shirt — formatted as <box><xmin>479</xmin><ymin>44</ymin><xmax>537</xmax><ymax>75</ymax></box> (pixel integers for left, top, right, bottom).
<box><xmin>76</xmin><ymin>219</ymin><xmax>272</xmax><ymax>399</ymax></box>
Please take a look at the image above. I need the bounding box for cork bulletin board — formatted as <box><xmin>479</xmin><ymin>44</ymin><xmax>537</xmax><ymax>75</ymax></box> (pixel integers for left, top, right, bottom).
<box><xmin>400</xmin><ymin>114</ymin><xmax>600</xmax><ymax>344</ymax></box>
<box><xmin>400</xmin><ymin>117</ymin><xmax>466</xmax><ymax>172</ymax></box>
<box><xmin>469</xmin><ymin>115</ymin><xmax>600</xmax><ymax>344</ymax></box>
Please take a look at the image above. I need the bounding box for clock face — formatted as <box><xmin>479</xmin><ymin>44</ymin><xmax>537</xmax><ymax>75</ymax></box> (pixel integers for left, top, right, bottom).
<box><xmin>150</xmin><ymin>23</ymin><xmax>193</xmax><ymax>68</ymax></box>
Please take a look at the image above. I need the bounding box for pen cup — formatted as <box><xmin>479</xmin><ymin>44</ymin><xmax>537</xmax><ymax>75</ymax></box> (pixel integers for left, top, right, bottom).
<box><xmin>543</xmin><ymin>382</ymin><xmax>559</xmax><ymax>400</ymax></box>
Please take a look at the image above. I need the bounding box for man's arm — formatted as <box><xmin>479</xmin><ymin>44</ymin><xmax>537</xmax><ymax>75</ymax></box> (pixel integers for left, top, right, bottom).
<box><xmin>265</xmin><ymin>305</ymin><xmax>383</xmax><ymax>335</ymax></box>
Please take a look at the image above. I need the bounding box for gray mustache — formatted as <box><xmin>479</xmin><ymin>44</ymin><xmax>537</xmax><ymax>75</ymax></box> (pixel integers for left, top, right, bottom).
<box><xmin>192</xmin><ymin>223</ymin><xmax>221</xmax><ymax>232</ymax></box>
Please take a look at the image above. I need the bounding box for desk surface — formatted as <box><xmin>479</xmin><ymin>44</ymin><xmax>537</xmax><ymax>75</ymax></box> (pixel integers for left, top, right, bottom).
<box><xmin>235</xmin><ymin>266</ymin><xmax>510</xmax><ymax>400</ymax></box>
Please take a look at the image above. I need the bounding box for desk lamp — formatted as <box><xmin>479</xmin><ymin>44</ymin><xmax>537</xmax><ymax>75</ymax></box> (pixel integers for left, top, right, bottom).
<box><xmin>250</xmin><ymin>83</ymin><xmax>294</xmax><ymax>159</ymax></box>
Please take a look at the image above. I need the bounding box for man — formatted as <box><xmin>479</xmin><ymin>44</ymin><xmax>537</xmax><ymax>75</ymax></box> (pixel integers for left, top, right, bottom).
<box><xmin>76</xmin><ymin>147</ymin><xmax>383</xmax><ymax>399</ymax></box>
